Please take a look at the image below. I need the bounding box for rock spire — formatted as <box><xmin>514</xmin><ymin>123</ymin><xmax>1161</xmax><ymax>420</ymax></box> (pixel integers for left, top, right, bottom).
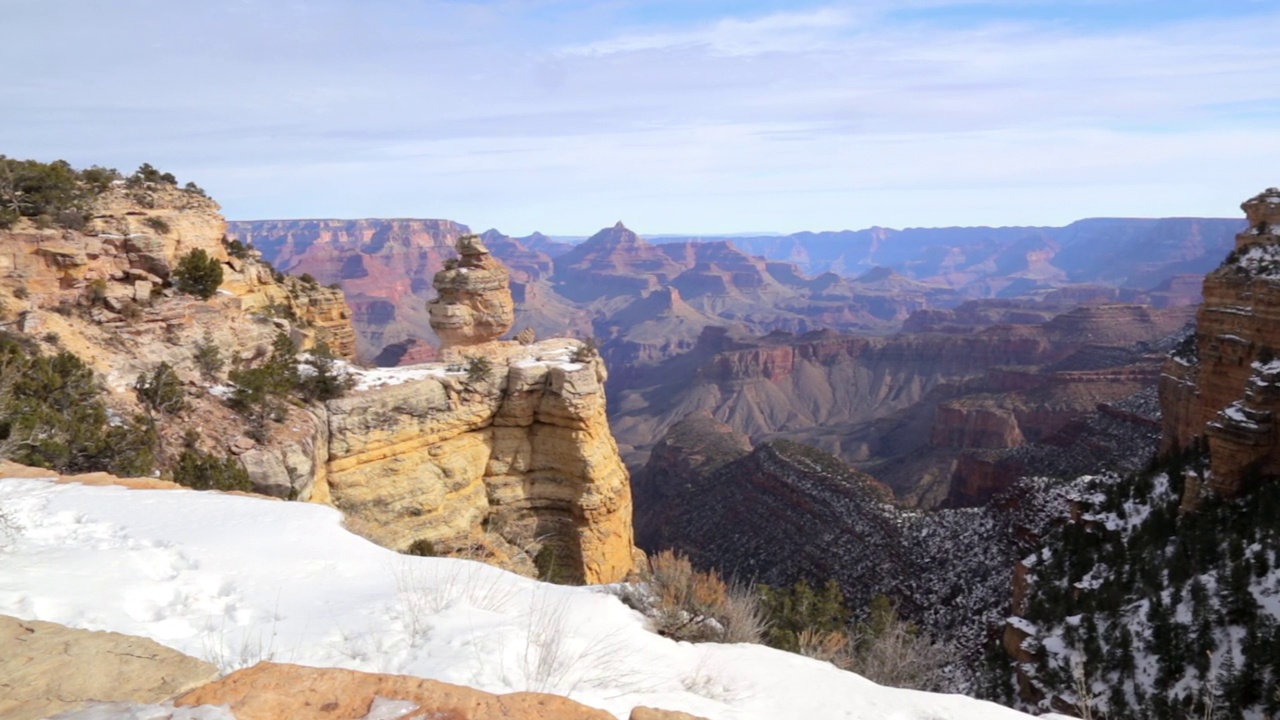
<box><xmin>427</xmin><ymin>234</ymin><xmax>515</xmax><ymax>348</ymax></box>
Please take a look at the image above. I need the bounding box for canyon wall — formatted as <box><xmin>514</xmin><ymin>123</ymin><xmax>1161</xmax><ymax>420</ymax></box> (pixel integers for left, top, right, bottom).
<box><xmin>324</xmin><ymin>339</ymin><xmax>637</xmax><ymax>584</ymax></box>
<box><xmin>1160</xmin><ymin>188</ymin><xmax>1280</xmax><ymax>497</ymax></box>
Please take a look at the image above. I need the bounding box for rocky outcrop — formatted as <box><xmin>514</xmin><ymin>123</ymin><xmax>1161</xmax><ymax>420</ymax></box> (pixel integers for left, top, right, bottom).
<box><xmin>324</xmin><ymin>339</ymin><xmax>636</xmax><ymax>584</ymax></box>
<box><xmin>1160</xmin><ymin>188</ymin><xmax>1280</xmax><ymax>497</ymax></box>
<box><xmin>428</xmin><ymin>234</ymin><xmax>515</xmax><ymax>350</ymax></box>
<box><xmin>0</xmin><ymin>184</ymin><xmax>358</xmax><ymax>500</ymax></box>
<box><xmin>175</xmin><ymin>661</ymin><xmax>616</xmax><ymax>720</ymax></box>
<box><xmin>0</xmin><ymin>615</ymin><xmax>220</xmax><ymax>720</ymax></box>
<box><xmin>229</xmin><ymin>219</ymin><xmax>584</xmax><ymax>363</ymax></box>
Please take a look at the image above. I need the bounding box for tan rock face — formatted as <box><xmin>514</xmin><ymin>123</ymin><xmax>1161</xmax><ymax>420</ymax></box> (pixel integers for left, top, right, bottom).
<box><xmin>326</xmin><ymin>339</ymin><xmax>636</xmax><ymax>584</ymax></box>
<box><xmin>0</xmin><ymin>615</ymin><xmax>220</xmax><ymax>720</ymax></box>
<box><xmin>428</xmin><ymin>235</ymin><xmax>516</xmax><ymax>349</ymax></box>
<box><xmin>175</xmin><ymin>661</ymin><xmax>616</xmax><ymax>720</ymax></box>
<box><xmin>0</xmin><ymin>183</ymin><xmax>358</xmax><ymax>501</ymax></box>
<box><xmin>1159</xmin><ymin>188</ymin><xmax>1280</xmax><ymax>497</ymax></box>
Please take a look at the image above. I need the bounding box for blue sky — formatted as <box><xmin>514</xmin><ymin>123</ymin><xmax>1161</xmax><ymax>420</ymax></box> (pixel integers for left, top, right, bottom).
<box><xmin>2</xmin><ymin>0</ymin><xmax>1279</xmax><ymax>235</ymax></box>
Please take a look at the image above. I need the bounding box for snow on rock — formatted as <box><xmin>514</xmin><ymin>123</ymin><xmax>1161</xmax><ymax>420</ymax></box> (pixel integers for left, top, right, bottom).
<box><xmin>0</xmin><ymin>477</ymin><xmax>1032</xmax><ymax>720</ymax></box>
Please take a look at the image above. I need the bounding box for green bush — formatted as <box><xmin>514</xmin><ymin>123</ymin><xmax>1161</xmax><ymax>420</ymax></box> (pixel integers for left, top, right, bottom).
<box><xmin>143</xmin><ymin>216</ymin><xmax>171</xmax><ymax>234</ymax></box>
<box><xmin>407</xmin><ymin>538</ymin><xmax>437</xmax><ymax>557</ymax></box>
<box><xmin>0</xmin><ymin>156</ymin><xmax>116</xmax><ymax>229</ymax></box>
<box><xmin>173</xmin><ymin>248</ymin><xmax>224</xmax><ymax>299</ymax></box>
<box><xmin>171</xmin><ymin>432</ymin><xmax>250</xmax><ymax>492</ymax></box>
<box><xmin>570</xmin><ymin>337</ymin><xmax>599</xmax><ymax>363</ymax></box>
<box><xmin>225</xmin><ymin>238</ymin><xmax>252</xmax><ymax>259</ymax></box>
<box><xmin>759</xmin><ymin>578</ymin><xmax>850</xmax><ymax>652</ymax></box>
<box><xmin>193</xmin><ymin>332</ymin><xmax>224</xmax><ymax>380</ymax></box>
<box><xmin>298</xmin><ymin>342</ymin><xmax>353</xmax><ymax>402</ymax></box>
<box><xmin>134</xmin><ymin>362</ymin><xmax>186</xmax><ymax>415</ymax></box>
<box><xmin>0</xmin><ymin>335</ymin><xmax>156</xmax><ymax>475</ymax></box>
<box><xmin>228</xmin><ymin>333</ymin><xmax>298</xmax><ymax>442</ymax></box>
<box><xmin>128</xmin><ymin>163</ymin><xmax>177</xmax><ymax>186</ymax></box>
<box><xmin>465</xmin><ymin>356</ymin><xmax>493</xmax><ymax>383</ymax></box>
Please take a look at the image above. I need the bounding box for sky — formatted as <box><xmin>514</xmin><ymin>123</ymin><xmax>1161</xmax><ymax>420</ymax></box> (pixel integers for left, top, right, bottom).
<box><xmin>2</xmin><ymin>0</ymin><xmax>1279</xmax><ymax>235</ymax></box>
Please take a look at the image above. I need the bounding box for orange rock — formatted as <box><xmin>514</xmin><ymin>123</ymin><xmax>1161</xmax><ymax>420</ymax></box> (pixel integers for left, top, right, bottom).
<box><xmin>175</xmin><ymin>661</ymin><xmax>616</xmax><ymax>720</ymax></box>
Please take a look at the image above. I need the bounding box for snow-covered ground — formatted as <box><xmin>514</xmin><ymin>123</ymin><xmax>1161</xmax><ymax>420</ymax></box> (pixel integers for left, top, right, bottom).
<box><xmin>0</xmin><ymin>476</ymin><xmax>1032</xmax><ymax>720</ymax></box>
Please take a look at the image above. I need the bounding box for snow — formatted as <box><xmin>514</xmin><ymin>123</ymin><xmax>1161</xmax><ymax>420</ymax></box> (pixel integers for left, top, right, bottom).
<box><xmin>347</xmin><ymin>363</ymin><xmax>453</xmax><ymax>391</ymax></box>
<box><xmin>0</xmin><ymin>478</ymin><xmax>1031</xmax><ymax>720</ymax></box>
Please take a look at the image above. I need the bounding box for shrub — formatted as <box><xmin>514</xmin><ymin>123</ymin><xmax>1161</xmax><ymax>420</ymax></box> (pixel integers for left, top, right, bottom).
<box><xmin>128</xmin><ymin>163</ymin><xmax>177</xmax><ymax>186</ymax></box>
<box><xmin>298</xmin><ymin>342</ymin><xmax>354</xmax><ymax>402</ymax></box>
<box><xmin>86</xmin><ymin>278</ymin><xmax>108</xmax><ymax>305</ymax></box>
<box><xmin>407</xmin><ymin>538</ymin><xmax>437</xmax><ymax>557</ymax></box>
<box><xmin>759</xmin><ymin>578</ymin><xmax>850</xmax><ymax>652</ymax></box>
<box><xmin>183</xmin><ymin>181</ymin><xmax>206</xmax><ymax>197</ymax></box>
<box><xmin>299</xmin><ymin>273</ymin><xmax>317</xmax><ymax>286</ymax></box>
<box><xmin>465</xmin><ymin>355</ymin><xmax>493</xmax><ymax>384</ymax></box>
<box><xmin>225</xmin><ymin>238</ymin><xmax>251</xmax><ymax>259</ymax></box>
<box><xmin>0</xmin><ymin>337</ymin><xmax>156</xmax><ymax>476</ymax></box>
<box><xmin>134</xmin><ymin>362</ymin><xmax>186</xmax><ymax>415</ymax></box>
<box><xmin>193</xmin><ymin>331</ymin><xmax>224</xmax><ymax>380</ymax></box>
<box><xmin>570</xmin><ymin>337</ymin><xmax>599</xmax><ymax>364</ymax></box>
<box><xmin>42</xmin><ymin>332</ymin><xmax>59</xmax><ymax>345</ymax></box>
<box><xmin>143</xmin><ymin>216</ymin><xmax>171</xmax><ymax>234</ymax></box>
<box><xmin>620</xmin><ymin>549</ymin><xmax>767</xmax><ymax>644</ymax></box>
<box><xmin>840</xmin><ymin>595</ymin><xmax>956</xmax><ymax>691</ymax></box>
<box><xmin>171</xmin><ymin>431</ymin><xmax>250</xmax><ymax>492</ymax></box>
<box><xmin>228</xmin><ymin>333</ymin><xmax>298</xmax><ymax>441</ymax></box>
<box><xmin>534</xmin><ymin>543</ymin><xmax>579</xmax><ymax>585</ymax></box>
<box><xmin>173</xmin><ymin>248</ymin><xmax>224</xmax><ymax>299</ymax></box>
<box><xmin>79</xmin><ymin>165</ymin><xmax>120</xmax><ymax>193</ymax></box>
<box><xmin>12</xmin><ymin>286</ymin><xmax>28</xmax><ymax>300</ymax></box>
<box><xmin>327</xmin><ymin>282</ymin><xmax>342</xmax><ymax>291</ymax></box>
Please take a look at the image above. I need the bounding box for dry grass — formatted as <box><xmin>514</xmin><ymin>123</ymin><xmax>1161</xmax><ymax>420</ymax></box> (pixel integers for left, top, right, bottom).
<box><xmin>616</xmin><ymin>549</ymin><xmax>767</xmax><ymax>644</ymax></box>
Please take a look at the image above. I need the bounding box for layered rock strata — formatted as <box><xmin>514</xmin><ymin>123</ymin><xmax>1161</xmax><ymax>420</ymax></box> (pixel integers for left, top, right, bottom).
<box><xmin>1160</xmin><ymin>188</ymin><xmax>1280</xmax><ymax>496</ymax></box>
<box><xmin>324</xmin><ymin>338</ymin><xmax>637</xmax><ymax>584</ymax></box>
<box><xmin>428</xmin><ymin>234</ymin><xmax>515</xmax><ymax>350</ymax></box>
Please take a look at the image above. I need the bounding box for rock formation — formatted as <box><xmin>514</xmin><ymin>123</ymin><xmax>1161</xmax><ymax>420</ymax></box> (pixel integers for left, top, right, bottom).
<box><xmin>175</xmin><ymin>662</ymin><xmax>617</xmax><ymax>720</ymax></box>
<box><xmin>1160</xmin><ymin>188</ymin><xmax>1280</xmax><ymax>496</ymax></box>
<box><xmin>229</xmin><ymin>219</ymin><xmax>590</xmax><ymax>363</ymax></box>
<box><xmin>428</xmin><ymin>234</ymin><xmax>516</xmax><ymax>350</ymax></box>
<box><xmin>611</xmin><ymin>303</ymin><xmax>1190</xmax><ymax>506</ymax></box>
<box><xmin>0</xmin><ymin>615</ymin><xmax>220</xmax><ymax>720</ymax></box>
<box><xmin>0</xmin><ymin>183</ymin><xmax>357</xmax><ymax>501</ymax></box>
<box><xmin>324</xmin><ymin>338</ymin><xmax>637</xmax><ymax>584</ymax></box>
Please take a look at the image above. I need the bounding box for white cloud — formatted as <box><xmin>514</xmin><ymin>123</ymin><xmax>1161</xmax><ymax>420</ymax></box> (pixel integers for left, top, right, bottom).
<box><xmin>562</xmin><ymin>7</ymin><xmax>858</xmax><ymax>56</ymax></box>
<box><xmin>2</xmin><ymin>1</ymin><xmax>1279</xmax><ymax>232</ymax></box>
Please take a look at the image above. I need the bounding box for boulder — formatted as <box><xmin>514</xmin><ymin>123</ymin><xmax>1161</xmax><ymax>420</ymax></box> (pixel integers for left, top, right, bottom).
<box><xmin>175</xmin><ymin>661</ymin><xmax>616</xmax><ymax>720</ymax></box>
<box><xmin>0</xmin><ymin>615</ymin><xmax>220</xmax><ymax>720</ymax></box>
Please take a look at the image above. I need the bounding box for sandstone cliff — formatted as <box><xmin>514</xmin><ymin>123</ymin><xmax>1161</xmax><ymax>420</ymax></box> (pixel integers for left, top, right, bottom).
<box><xmin>0</xmin><ymin>182</ymin><xmax>356</xmax><ymax>500</ymax></box>
<box><xmin>1160</xmin><ymin>188</ymin><xmax>1280</xmax><ymax>497</ymax></box>
<box><xmin>324</xmin><ymin>338</ymin><xmax>637</xmax><ymax>584</ymax></box>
